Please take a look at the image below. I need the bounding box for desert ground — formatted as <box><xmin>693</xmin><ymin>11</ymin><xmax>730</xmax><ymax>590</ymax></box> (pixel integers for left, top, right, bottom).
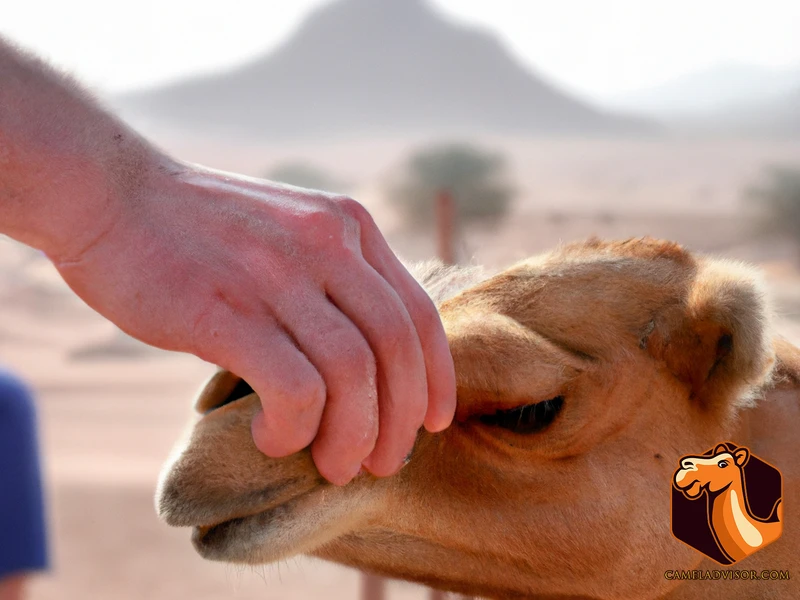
<box><xmin>2</xmin><ymin>135</ymin><xmax>800</xmax><ymax>599</ymax></box>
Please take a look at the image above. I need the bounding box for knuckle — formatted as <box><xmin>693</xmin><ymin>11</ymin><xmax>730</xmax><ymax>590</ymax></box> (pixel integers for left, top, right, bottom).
<box><xmin>299</xmin><ymin>205</ymin><xmax>361</xmax><ymax>257</ymax></box>
<box><xmin>333</xmin><ymin>196</ymin><xmax>370</xmax><ymax>223</ymax></box>
<box><xmin>273</xmin><ymin>362</ymin><xmax>326</xmax><ymax>410</ymax></box>
<box><xmin>393</xmin><ymin>384</ymin><xmax>428</xmax><ymax>430</ymax></box>
<box><xmin>343</xmin><ymin>416</ymin><xmax>379</xmax><ymax>455</ymax></box>
<box><xmin>381</xmin><ymin>318</ymin><xmax>417</xmax><ymax>354</ymax></box>
<box><xmin>300</xmin><ymin>207</ymin><xmax>344</xmax><ymax>238</ymax></box>
<box><xmin>293</xmin><ymin>372</ymin><xmax>327</xmax><ymax>412</ymax></box>
<box><xmin>326</xmin><ymin>333</ymin><xmax>376</xmax><ymax>380</ymax></box>
<box><xmin>332</xmin><ymin>196</ymin><xmax>372</xmax><ymax>241</ymax></box>
<box><xmin>406</xmin><ymin>381</ymin><xmax>429</xmax><ymax>414</ymax></box>
<box><xmin>348</xmin><ymin>342</ymin><xmax>377</xmax><ymax>379</ymax></box>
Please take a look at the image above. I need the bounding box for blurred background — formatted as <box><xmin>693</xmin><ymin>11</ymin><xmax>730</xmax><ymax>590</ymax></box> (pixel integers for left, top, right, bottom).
<box><xmin>2</xmin><ymin>0</ymin><xmax>800</xmax><ymax>597</ymax></box>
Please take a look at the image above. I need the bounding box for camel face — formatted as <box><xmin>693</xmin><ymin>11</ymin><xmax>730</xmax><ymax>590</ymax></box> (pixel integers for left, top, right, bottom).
<box><xmin>674</xmin><ymin>446</ymin><xmax>749</xmax><ymax>497</ymax></box>
<box><xmin>157</xmin><ymin>239</ymin><xmax>780</xmax><ymax>599</ymax></box>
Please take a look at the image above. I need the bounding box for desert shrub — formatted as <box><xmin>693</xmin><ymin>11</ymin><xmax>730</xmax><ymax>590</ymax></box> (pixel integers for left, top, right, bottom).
<box><xmin>747</xmin><ymin>166</ymin><xmax>800</xmax><ymax>238</ymax></box>
<box><xmin>389</xmin><ymin>142</ymin><xmax>514</xmax><ymax>227</ymax></box>
<box><xmin>266</xmin><ymin>162</ymin><xmax>345</xmax><ymax>193</ymax></box>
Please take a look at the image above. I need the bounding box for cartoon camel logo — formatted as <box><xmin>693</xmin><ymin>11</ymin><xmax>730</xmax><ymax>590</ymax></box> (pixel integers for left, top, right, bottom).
<box><xmin>672</xmin><ymin>442</ymin><xmax>783</xmax><ymax>564</ymax></box>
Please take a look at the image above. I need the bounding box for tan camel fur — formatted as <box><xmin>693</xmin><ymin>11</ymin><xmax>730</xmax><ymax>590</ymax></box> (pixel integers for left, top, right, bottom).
<box><xmin>157</xmin><ymin>238</ymin><xmax>799</xmax><ymax>600</ymax></box>
<box><xmin>673</xmin><ymin>443</ymin><xmax>783</xmax><ymax>562</ymax></box>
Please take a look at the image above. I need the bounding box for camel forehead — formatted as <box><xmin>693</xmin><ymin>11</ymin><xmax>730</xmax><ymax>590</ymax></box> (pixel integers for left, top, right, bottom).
<box><xmin>480</xmin><ymin>238</ymin><xmax>699</xmax><ymax>301</ymax></box>
<box><xmin>552</xmin><ymin>237</ymin><xmax>694</xmax><ymax>265</ymax></box>
<box><xmin>439</xmin><ymin>238</ymin><xmax>702</xmax><ymax>350</ymax></box>
<box><xmin>518</xmin><ymin>237</ymin><xmax>697</xmax><ymax>281</ymax></box>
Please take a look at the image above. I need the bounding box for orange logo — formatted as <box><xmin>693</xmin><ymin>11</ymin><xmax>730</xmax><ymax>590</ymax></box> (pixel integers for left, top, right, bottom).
<box><xmin>672</xmin><ymin>442</ymin><xmax>783</xmax><ymax>564</ymax></box>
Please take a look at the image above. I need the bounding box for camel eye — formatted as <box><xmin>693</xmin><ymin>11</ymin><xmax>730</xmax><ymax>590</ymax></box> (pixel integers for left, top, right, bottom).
<box><xmin>718</xmin><ymin>460</ymin><xmax>729</xmax><ymax>468</ymax></box>
<box><xmin>479</xmin><ymin>397</ymin><xmax>564</xmax><ymax>434</ymax></box>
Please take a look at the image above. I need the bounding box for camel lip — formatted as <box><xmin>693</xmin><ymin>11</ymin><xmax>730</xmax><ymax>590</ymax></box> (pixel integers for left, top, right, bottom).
<box><xmin>192</xmin><ymin>504</ymin><xmax>287</xmax><ymax>552</ymax></box>
<box><xmin>190</xmin><ymin>491</ymin><xmax>312</xmax><ymax>556</ymax></box>
<box><xmin>159</xmin><ymin>475</ymin><xmax>320</xmax><ymax>529</ymax></box>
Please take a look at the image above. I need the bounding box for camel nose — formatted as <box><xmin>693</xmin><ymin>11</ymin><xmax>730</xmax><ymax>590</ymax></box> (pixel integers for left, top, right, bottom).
<box><xmin>681</xmin><ymin>459</ymin><xmax>695</xmax><ymax>469</ymax></box>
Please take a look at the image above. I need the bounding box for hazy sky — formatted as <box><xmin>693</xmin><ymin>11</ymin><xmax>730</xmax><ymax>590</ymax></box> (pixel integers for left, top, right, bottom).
<box><xmin>3</xmin><ymin>0</ymin><xmax>800</xmax><ymax>102</ymax></box>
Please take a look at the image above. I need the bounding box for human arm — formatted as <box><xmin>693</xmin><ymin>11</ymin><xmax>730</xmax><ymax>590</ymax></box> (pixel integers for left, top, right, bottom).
<box><xmin>0</xmin><ymin>37</ymin><xmax>457</xmax><ymax>485</ymax></box>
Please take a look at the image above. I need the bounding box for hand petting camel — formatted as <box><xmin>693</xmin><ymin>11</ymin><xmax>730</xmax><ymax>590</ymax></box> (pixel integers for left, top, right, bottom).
<box><xmin>157</xmin><ymin>238</ymin><xmax>798</xmax><ymax>600</ymax></box>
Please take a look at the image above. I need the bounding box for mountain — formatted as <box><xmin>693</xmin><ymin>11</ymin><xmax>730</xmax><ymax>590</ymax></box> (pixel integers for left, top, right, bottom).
<box><xmin>775</xmin><ymin>88</ymin><xmax>800</xmax><ymax>135</ymax></box>
<box><xmin>603</xmin><ymin>62</ymin><xmax>800</xmax><ymax>117</ymax></box>
<box><xmin>729</xmin><ymin>86</ymin><xmax>800</xmax><ymax>137</ymax></box>
<box><xmin>118</xmin><ymin>0</ymin><xmax>653</xmax><ymax>139</ymax></box>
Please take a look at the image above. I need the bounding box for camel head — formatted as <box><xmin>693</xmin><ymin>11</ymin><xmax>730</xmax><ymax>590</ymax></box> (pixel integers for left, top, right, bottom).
<box><xmin>674</xmin><ymin>444</ymin><xmax>749</xmax><ymax>498</ymax></box>
<box><xmin>157</xmin><ymin>238</ymin><xmax>778</xmax><ymax>600</ymax></box>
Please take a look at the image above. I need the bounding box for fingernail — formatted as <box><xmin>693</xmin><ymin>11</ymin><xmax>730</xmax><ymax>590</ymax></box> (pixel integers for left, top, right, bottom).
<box><xmin>338</xmin><ymin>462</ymin><xmax>362</xmax><ymax>486</ymax></box>
<box><xmin>425</xmin><ymin>417</ymin><xmax>451</xmax><ymax>433</ymax></box>
<box><xmin>361</xmin><ymin>455</ymin><xmax>376</xmax><ymax>472</ymax></box>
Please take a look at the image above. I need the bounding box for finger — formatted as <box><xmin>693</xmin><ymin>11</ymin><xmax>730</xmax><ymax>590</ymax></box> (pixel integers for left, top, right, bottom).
<box><xmin>325</xmin><ymin>260</ymin><xmax>428</xmax><ymax>477</ymax></box>
<box><xmin>192</xmin><ymin>307</ymin><xmax>326</xmax><ymax>457</ymax></box>
<box><xmin>343</xmin><ymin>199</ymin><xmax>456</xmax><ymax>432</ymax></box>
<box><xmin>277</xmin><ymin>296</ymin><xmax>379</xmax><ymax>486</ymax></box>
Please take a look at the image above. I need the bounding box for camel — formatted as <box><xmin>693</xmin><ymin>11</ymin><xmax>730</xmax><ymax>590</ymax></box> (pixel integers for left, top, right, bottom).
<box><xmin>157</xmin><ymin>238</ymin><xmax>799</xmax><ymax>600</ymax></box>
<box><xmin>673</xmin><ymin>443</ymin><xmax>782</xmax><ymax>563</ymax></box>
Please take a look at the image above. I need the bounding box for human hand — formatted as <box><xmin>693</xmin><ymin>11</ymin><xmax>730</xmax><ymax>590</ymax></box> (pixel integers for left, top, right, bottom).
<box><xmin>51</xmin><ymin>158</ymin><xmax>456</xmax><ymax>485</ymax></box>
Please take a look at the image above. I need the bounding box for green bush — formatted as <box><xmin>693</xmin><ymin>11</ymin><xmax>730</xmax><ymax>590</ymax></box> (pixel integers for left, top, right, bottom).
<box><xmin>747</xmin><ymin>166</ymin><xmax>800</xmax><ymax>238</ymax></box>
<box><xmin>389</xmin><ymin>143</ymin><xmax>514</xmax><ymax>227</ymax></box>
<box><xmin>266</xmin><ymin>162</ymin><xmax>345</xmax><ymax>193</ymax></box>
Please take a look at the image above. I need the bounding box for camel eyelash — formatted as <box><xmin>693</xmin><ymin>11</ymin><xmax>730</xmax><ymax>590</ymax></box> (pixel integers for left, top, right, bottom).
<box><xmin>479</xmin><ymin>397</ymin><xmax>564</xmax><ymax>434</ymax></box>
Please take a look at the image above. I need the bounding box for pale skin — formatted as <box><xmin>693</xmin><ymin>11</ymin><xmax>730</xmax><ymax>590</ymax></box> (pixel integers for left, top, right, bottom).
<box><xmin>0</xmin><ymin>38</ymin><xmax>456</xmax><ymax>597</ymax></box>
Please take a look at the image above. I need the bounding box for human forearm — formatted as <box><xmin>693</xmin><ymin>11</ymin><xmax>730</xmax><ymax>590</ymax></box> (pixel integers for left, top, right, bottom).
<box><xmin>0</xmin><ymin>37</ymin><xmax>161</xmax><ymax>261</ymax></box>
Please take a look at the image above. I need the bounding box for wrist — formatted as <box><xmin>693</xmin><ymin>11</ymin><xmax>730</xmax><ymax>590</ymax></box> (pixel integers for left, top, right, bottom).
<box><xmin>0</xmin><ymin>38</ymin><xmax>170</xmax><ymax>263</ymax></box>
<box><xmin>29</xmin><ymin>130</ymin><xmax>165</xmax><ymax>264</ymax></box>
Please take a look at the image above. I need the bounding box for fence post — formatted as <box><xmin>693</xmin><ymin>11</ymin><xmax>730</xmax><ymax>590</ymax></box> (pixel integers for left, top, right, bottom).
<box><xmin>361</xmin><ymin>189</ymin><xmax>460</xmax><ymax>600</ymax></box>
<box><xmin>361</xmin><ymin>573</ymin><xmax>386</xmax><ymax>600</ymax></box>
<box><xmin>436</xmin><ymin>189</ymin><xmax>456</xmax><ymax>265</ymax></box>
<box><xmin>431</xmin><ymin>189</ymin><xmax>458</xmax><ymax>600</ymax></box>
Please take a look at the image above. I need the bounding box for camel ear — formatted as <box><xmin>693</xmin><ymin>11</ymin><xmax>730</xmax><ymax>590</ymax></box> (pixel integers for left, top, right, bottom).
<box><xmin>442</xmin><ymin>310</ymin><xmax>583</xmax><ymax>420</ymax></box>
<box><xmin>733</xmin><ymin>447</ymin><xmax>750</xmax><ymax>467</ymax></box>
<box><xmin>645</xmin><ymin>259</ymin><xmax>775</xmax><ymax>412</ymax></box>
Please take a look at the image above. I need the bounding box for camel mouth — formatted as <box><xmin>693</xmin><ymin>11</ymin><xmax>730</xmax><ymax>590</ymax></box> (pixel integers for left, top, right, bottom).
<box><xmin>191</xmin><ymin>492</ymin><xmax>309</xmax><ymax>559</ymax></box>
<box><xmin>195</xmin><ymin>372</ymin><xmax>256</xmax><ymax>415</ymax></box>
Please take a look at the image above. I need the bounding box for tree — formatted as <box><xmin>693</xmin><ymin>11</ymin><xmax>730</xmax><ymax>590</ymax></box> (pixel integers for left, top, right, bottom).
<box><xmin>389</xmin><ymin>143</ymin><xmax>514</xmax><ymax>227</ymax></box>
<box><xmin>747</xmin><ymin>166</ymin><xmax>800</xmax><ymax>239</ymax></box>
<box><xmin>266</xmin><ymin>162</ymin><xmax>346</xmax><ymax>193</ymax></box>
